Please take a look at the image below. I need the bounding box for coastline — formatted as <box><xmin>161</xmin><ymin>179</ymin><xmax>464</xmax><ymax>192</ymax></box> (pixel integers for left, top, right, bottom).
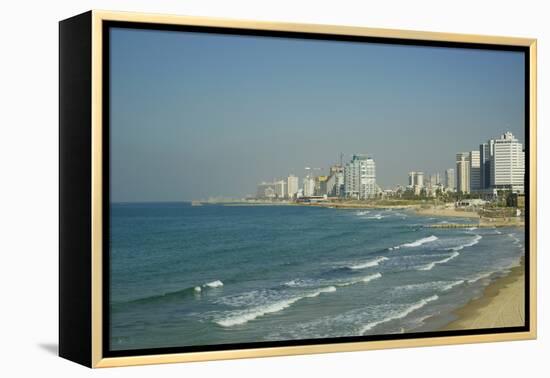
<box><xmin>442</xmin><ymin>260</ymin><xmax>525</xmax><ymax>331</ymax></box>
<box><xmin>414</xmin><ymin>207</ymin><xmax>479</xmax><ymax>218</ymax></box>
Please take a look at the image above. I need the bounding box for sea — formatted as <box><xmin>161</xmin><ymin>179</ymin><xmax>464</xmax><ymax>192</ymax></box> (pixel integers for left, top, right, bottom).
<box><xmin>109</xmin><ymin>202</ymin><xmax>525</xmax><ymax>351</ymax></box>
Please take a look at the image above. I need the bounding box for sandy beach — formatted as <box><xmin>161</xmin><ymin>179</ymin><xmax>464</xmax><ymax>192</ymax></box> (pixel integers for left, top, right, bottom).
<box><xmin>414</xmin><ymin>207</ymin><xmax>480</xmax><ymax>218</ymax></box>
<box><xmin>443</xmin><ymin>261</ymin><xmax>525</xmax><ymax>330</ymax></box>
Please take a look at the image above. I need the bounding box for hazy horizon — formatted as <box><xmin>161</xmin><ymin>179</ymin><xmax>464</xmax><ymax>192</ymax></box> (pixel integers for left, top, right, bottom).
<box><xmin>110</xmin><ymin>27</ymin><xmax>525</xmax><ymax>202</ymax></box>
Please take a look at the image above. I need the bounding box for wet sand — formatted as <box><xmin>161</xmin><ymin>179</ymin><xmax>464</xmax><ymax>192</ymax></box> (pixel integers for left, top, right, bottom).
<box><xmin>443</xmin><ymin>261</ymin><xmax>525</xmax><ymax>330</ymax></box>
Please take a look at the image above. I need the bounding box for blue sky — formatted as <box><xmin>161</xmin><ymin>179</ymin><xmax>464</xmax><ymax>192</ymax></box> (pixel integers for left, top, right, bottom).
<box><xmin>109</xmin><ymin>27</ymin><xmax>525</xmax><ymax>201</ymax></box>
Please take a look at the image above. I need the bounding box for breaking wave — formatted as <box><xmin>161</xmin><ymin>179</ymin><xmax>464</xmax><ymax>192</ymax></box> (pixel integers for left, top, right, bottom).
<box><xmin>389</xmin><ymin>235</ymin><xmax>438</xmax><ymax>250</ymax></box>
<box><xmin>417</xmin><ymin>251</ymin><xmax>460</xmax><ymax>271</ymax></box>
<box><xmin>215</xmin><ymin>286</ymin><xmax>337</xmax><ymax>327</ymax></box>
<box><xmin>446</xmin><ymin>234</ymin><xmax>482</xmax><ymax>251</ymax></box>
<box><xmin>360</xmin><ymin>295</ymin><xmax>439</xmax><ymax>334</ymax></box>
<box><xmin>348</xmin><ymin>257</ymin><xmax>388</xmax><ymax>270</ymax></box>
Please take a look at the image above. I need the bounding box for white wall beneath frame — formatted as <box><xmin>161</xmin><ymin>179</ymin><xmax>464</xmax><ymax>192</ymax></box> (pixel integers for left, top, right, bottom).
<box><xmin>0</xmin><ymin>0</ymin><xmax>547</xmax><ymax>377</ymax></box>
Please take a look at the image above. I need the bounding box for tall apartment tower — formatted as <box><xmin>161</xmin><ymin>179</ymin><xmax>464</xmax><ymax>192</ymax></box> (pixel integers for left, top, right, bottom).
<box><xmin>456</xmin><ymin>152</ymin><xmax>470</xmax><ymax>194</ymax></box>
<box><xmin>490</xmin><ymin>132</ymin><xmax>525</xmax><ymax>193</ymax></box>
<box><xmin>480</xmin><ymin>140</ymin><xmax>494</xmax><ymax>190</ymax></box>
<box><xmin>445</xmin><ymin>168</ymin><xmax>455</xmax><ymax>191</ymax></box>
<box><xmin>408</xmin><ymin>172</ymin><xmax>424</xmax><ymax>187</ymax></box>
<box><xmin>287</xmin><ymin>175</ymin><xmax>299</xmax><ymax>199</ymax></box>
<box><xmin>344</xmin><ymin>154</ymin><xmax>377</xmax><ymax>199</ymax></box>
<box><xmin>326</xmin><ymin>165</ymin><xmax>344</xmax><ymax>197</ymax></box>
<box><xmin>469</xmin><ymin>150</ymin><xmax>481</xmax><ymax>192</ymax></box>
<box><xmin>303</xmin><ymin>176</ymin><xmax>316</xmax><ymax>197</ymax></box>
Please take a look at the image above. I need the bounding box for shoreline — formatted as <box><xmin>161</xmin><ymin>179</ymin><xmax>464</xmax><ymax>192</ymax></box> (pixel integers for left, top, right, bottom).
<box><xmin>414</xmin><ymin>207</ymin><xmax>479</xmax><ymax>218</ymax></box>
<box><xmin>441</xmin><ymin>260</ymin><xmax>525</xmax><ymax>331</ymax></box>
<box><xmin>217</xmin><ymin>200</ymin><xmax>524</xmax><ymax>227</ymax></box>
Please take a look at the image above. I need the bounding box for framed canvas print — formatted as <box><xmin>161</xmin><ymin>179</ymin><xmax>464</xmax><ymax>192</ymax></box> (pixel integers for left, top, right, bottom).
<box><xmin>59</xmin><ymin>10</ymin><xmax>537</xmax><ymax>368</ymax></box>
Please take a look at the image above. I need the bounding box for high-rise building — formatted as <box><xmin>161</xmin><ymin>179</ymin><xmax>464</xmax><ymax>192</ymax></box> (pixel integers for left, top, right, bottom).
<box><xmin>344</xmin><ymin>154</ymin><xmax>377</xmax><ymax>199</ymax></box>
<box><xmin>469</xmin><ymin>150</ymin><xmax>481</xmax><ymax>192</ymax></box>
<box><xmin>445</xmin><ymin>168</ymin><xmax>455</xmax><ymax>191</ymax></box>
<box><xmin>456</xmin><ymin>152</ymin><xmax>470</xmax><ymax>194</ymax></box>
<box><xmin>408</xmin><ymin>171</ymin><xmax>424</xmax><ymax>188</ymax></box>
<box><xmin>490</xmin><ymin>132</ymin><xmax>525</xmax><ymax>193</ymax></box>
<box><xmin>326</xmin><ymin>165</ymin><xmax>344</xmax><ymax>197</ymax></box>
<box><xmin>303</xmin><ymin>176</ymin><xmax>316</xmax><ymax>197</ymax></box>
<box><xmin>287</xmin><ymin>175</ymin><xmax>299</xmax><ymax>199</ymax></box>
<box><xmin>434</xmin><ymin>172</ymin><xmax>441</xmax><ymax>186</ymax></box>
<box><xmin>480</xmin><ymin>140</ymin><xmax>494</xmax><ymax>190</ymax></box>
<box><xmin>314</xmin><ymin>176</ymin><xmax>329</xmax><ymax>196</ymax></box>
<box><xmin>408</xmin><ymin>171</ymin><xmax>425</xmax><ymax>195</ymax></box>
<box><xmin>257</xmin><ymin>180</ymin><xmax>286</xmax><ymax>199</ymax></box>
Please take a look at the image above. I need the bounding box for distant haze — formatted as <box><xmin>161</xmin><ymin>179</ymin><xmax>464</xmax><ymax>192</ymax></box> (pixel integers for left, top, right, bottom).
<box><xmin>110</xmin><ymin>28</ymin><xmax>525</xmax><ymax>202</ymax></box>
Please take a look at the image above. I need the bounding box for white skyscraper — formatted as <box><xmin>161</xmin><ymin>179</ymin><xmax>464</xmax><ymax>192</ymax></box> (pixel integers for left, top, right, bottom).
<box><xmin>445</xmin><ymin>168</ymin><xmax>455</xmax><ymax>191</ymax></box>
<box><xmin>469</xmin><ymin>150</ymin><xmax>481</xmax><ymax>192</ymax></box>
<box><xmin>490</xmin><ymin>132</ymin><xmax>525</xmax><ymax>193</ymax></box>
<box><xmin>456</xmin><ymin>152</ymin><xmax>470</xmax><ymax>194</ymax></box>
<box><xmin>408</xmin><ymin>171</ymin><xmax>425</xmax><ymax>195</ymax></box>
<box><xmin>303</xmin><ymin>176</ymin><xmax>316</xmax><ymax>197</ymax></box>
<box><xmin>287</xmin><ymin>175</ymin><xmax>299</xmax><ymax>198</ymax></box>
<box><xmin>344</xmin><ymin>154</ymin><xmax>377</xmax><ymax>199</ymax></box>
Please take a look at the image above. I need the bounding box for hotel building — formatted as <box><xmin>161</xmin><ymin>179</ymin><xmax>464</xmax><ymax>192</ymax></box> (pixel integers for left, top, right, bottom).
<box><xmin>456</xmin><ymin>152</ymin><xmax>470</xmax><ymax>194</ymax></box>
<box><xmin>490</xmin><ymin>132</ymin><xmax>525</xmax><ymax>193</ymax></box>
<box><xmin>469</xmin><ymin>150</ymin><xmax>481</xmax><ymax>192</ymax></box>
<box><xmin>480</xmin><ymin>140</ymin><xmax>495</xmax><ymax>190</ymax></box>
<box><xmin>445</xmin><ymin>168</ymin><xmax>455</xmax><ymax>191</ymax></box>
<box><xmin>344</xmin><ymin>154</ymin><xmax>377</xmax><ymax>199</ymax></box>
<box><xmin>287</xmin><ymin>175</ymin><xmax>299</xmax><ymax>199</ymax></box>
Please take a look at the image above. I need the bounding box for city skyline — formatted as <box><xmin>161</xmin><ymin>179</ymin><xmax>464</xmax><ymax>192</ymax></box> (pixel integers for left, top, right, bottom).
<box><xmin>110</xmin><ymin>27</ymin><xmax>525</xmax><ymax>202</ymax></box>
<box><xmin>253</xmin><ymin>130</ymin><xmax>525</xmax><ymax>201</ymax></box>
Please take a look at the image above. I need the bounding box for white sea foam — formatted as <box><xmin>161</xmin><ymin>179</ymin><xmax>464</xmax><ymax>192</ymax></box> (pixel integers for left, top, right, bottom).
<box><xmin>392</xmin><ymin>235</ymin><xmax>438</xmax><ymax>250</ymax></box>
<box><xmin>467</xmin><ymin>271</ymin><xmax>498</xmax><ymax>284</ymax></box>
<box><xmin>442</xmin><ymin>280</ymin><xmax>464</xmax><ymax>291</ymax></box>
<box><xmin>360</xmin><ymin>295</ymin><xmax>439</xmax><ymax>334</ymax></box>
<box><xmin>393</xmin><ymin>280</ymin><xmax>463</xmax><ymax>293</ymax></box>
<box><xmin>215</xmin><ymin>286</ymin><xmax>337</xmax><ymax>327</ymax></box>
<box><xmin>284</xmin><ymin>279</ymin><xmax>304</xmax><ymax>287</ymax></box>
<box><xmin>417</xmin><ymin>251</ymin><xmax>460</xmax><ymax>271</ymax></box>
<box><xmin>508</xmin><ymin>233</ymin><xmax>521</xmax><ymax>245</ymax></box>
<box><xmin>348</xmin><ymin>257</ymin><xmax>388</xmax><ymax>270</ymax></box>
<box><xmin>446</xmin><ymin>234</ymin><xmax>482</xmax><ymax>251</ymax></box>
<box><xmin>194</xmin><ymin>286</ymin><xmax>202</xmax><ymax>293</ymax></box>
<box><xmin>356</xmin><ymin>210</ymin><xmax>370</xmax><ymax>216</ymax></box>
<box><xmin>364</xmin><ymin>213</ymin><xmax>383</xmax><ymax>220</ymax></box>
<box><xmin>205</xmin><ymin>280</ymin><xmax>224</xmax><ymax>288</ymax></box>
<box><xmin>337</xmin><ymin>272</ymin><xmax>382</xmax><ymax>287</ymax></box>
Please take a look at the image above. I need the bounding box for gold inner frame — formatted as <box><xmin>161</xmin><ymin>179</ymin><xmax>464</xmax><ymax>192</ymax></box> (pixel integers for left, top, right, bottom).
<box><xmin>90</xmin><ymin>9</ymin><xmax>537</xmax><ymax>368</ymax></box>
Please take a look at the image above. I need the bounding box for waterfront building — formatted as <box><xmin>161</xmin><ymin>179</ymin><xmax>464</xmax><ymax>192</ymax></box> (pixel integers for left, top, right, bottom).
<box><xmin>456</xmin><ymin>152</ymin><xmax>470</xmax><ymax>194</ymax></box>
<box><xmin>256</xmin><ymin>180</ymin><xmax>286</xmax><ymax>199</ymax></box>
<box><xmin>445</xmin><ymin>168</ymin><xmax>455</xmax><ymax>191</ymax></box>
<box><xmin>325</xmin><ymin>165</ymin><xmax>344</xmax><ymax>197</ymax></box>
<box><xmin>314</xmin><ymin>175</ymin><xmax>329</xmax><ymax>196</ymax></box>
<box><xmin>344</xmin><ymin>154</ymin><xmax>377</xmax><ymax>199</ymax></box>
<box><xmin>408</xmin><ymin>171</ymin><xmax>424</xmax><ymax>195</ymax></box>
<box><xmin>287</xmin><ymin>175</ymin><xmax>299</xmax><ymax>199</ymax></box>
<box><xmin>469</xmin><ymin>150</ymin><xmax>481</xmax><ymax>192</ymax></box>
<box><xmin>480</xmin><ymin>140</ymin><xmax>494</xmax><ymax>190</ymax></box>
<box><xmin>490</xmin><ymin>132</ymin><xmax>525</xmax><ymax>193</ymax></box>
<box><xmin>303</xmin><ymin>176</ymin><xmax>316</xmax><ymax>197</ymax></box>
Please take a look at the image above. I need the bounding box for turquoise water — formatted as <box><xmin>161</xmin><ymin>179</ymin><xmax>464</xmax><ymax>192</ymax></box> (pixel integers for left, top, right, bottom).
<box><xmin>109</xmin><ymin>203</ymin><xmax>525</xmax><ymax>351</ymax></box>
